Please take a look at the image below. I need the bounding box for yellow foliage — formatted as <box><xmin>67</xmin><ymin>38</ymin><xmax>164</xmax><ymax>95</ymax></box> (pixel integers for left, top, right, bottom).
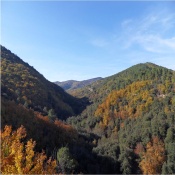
<box><xmin>95</xmin><ymin>81</ymin><xmax>153</xmax><ymax>125</ymax></box>
<box><xmin>157</xmin><ymin>84</ymin><xmax>166</xmax><ymax>94</ymax></box>
<box><xmin>164</xmin><ymin>106</ymin><xmax>170</xmax><ymax>114</ymax></box>
<box><xmin>0</xmin><ymin>125</ymin><xmax>56</xmax><ymax>174</ymax></box>
<box><xmin>103</xmin><ymin>112</ymin><xmax>109</xmax><ymax>126</ymax></box>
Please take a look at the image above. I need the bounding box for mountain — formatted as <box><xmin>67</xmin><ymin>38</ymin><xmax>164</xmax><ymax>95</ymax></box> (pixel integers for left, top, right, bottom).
<box><xmin>69</xmin><ymin>62</ymin><xmax>175</xmax><ymax>101</ymax></box>
<box><xmin>1</xmin><ymin>96</ymin><xmax>113</xmax><ymax>174</ymax></box>
<box><xmin>1</xmin><ymin>45</ymin><xmax>175</xmax><ymax>174</ymax></box>
<box><xmin>1</xmin><ymin>46</ymin><xmax>88</xmax><ymax>119</ymax></box>
<box><xmin>67</xmin><ymin>62</ymin><xmax>175</xmax><ymax>174</ymax></box>
<box><xmin>0</xmin><ymin>46</ymin><xmax>97</xmax><ymax>174</ymax></box>
<box><xmin>55</xmin><ymin>77</ymin><xmax>102</xmax><ymax>91</ymax></box>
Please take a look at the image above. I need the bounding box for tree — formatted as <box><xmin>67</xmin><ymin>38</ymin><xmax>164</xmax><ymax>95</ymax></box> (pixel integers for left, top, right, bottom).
<box><xmin>118</xmin><ymin>146</ymin><xmax>137</xmax><ymax>174</ymax></box>
<box><xmin>0</xmin><ymin>125</ymin><xmax>56</xmax><ymax>174</ymax></box>
<box><xmin>162</xmin><ymin>143</ymin><xmax>175</xmax><ymax>174</ymax></box>
<box><xmin>139</xmin><ymin>137</ymin><xmax>165</xmax><ymax>174</ymax></box>
<box><xmin>162</xmin><ymin>127</ymin><xmax>175</xmax><ymax>174</ymax></box>
<box><xmin>57</xmin><ymin>146</ymin><xmax>78</xmax><ymax>173</ymax></box>
<box><xmin>24</xmin><ymin>101</ymin><xmax>29</xmax><ymax>108</ymax></box>
<box><xmin>165</xmin><ymin>127</ymin><xmax>174</xmax><ymax>144</ymax></box>
<box><xmin>48</xmin><ymin>108</ymin><xmax>56</xmax><ymax>121</ymax></box>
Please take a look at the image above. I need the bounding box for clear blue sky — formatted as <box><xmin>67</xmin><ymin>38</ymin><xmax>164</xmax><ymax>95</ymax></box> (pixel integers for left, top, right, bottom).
<box><xmin>1</xmin><ymin>1</ymin><xmax>175</xmax><ymax>82</ymax></box>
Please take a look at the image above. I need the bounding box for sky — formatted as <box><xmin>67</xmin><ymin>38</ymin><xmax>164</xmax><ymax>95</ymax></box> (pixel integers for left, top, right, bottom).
<box><xmin>1</xmin><ymin>1</ymin><xmax>175</xmax><ymax>82</ymax></box>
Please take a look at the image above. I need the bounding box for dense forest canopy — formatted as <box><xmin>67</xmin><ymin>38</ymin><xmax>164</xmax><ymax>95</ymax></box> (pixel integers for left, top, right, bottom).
<box><xmin>1</xmin><ymin>45</ymin><xmax>175</xmax><ymax>174</ymax></box>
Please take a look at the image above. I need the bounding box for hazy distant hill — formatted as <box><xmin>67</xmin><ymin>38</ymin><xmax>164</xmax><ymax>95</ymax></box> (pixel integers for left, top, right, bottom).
<box><xmin>1</xmin><ymin>46</ymin><xmax>87</xmax><ymax>119</ymax></box>
<box><xmin>55</xmin><ymin>77</ymin><xmax>102</xmax><ymax>91</ymax></box>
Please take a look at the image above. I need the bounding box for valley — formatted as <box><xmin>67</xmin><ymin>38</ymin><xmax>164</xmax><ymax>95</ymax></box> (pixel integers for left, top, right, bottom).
<box><xmin>1</xmin><ymin>46</ymin><xmax>175</xmax><ymax>174</ymax></box>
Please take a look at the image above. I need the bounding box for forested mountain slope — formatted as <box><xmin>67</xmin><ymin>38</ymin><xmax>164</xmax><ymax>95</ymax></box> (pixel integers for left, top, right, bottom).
<box><xmin>1</xmin><ymin>97</ymin><xmax>102</xmax><ymax>174</ymax></box>
<box><xmin>67</xmin><ymin>63</ymin><xmax>175</xmax><ymax>174</ymax></box>
<box><xmin>0</xmin><ymin>46</ymin><xmax>99</xmax><ymax>174</ymax></box>
<box><xmin>1</xmin><ymin>45</ymin><xmax>175</xmax><ymax>174</ymax></box>
<box><xmin>1</xmin><ymin>46</ymin><xmax>87</xmax><ymax>119</ymax></box>
<box><xmin>1</xmin><ymin>97</ymin><xmax>78</xmax><ymax>154</ymax></box>
<box><xmin>55</xmin><ymin>77</ymin><xmax>102</xmax><ymax>91</ymax></box>
<box><xmin>69</xmin><ymin>63</ymin><xmax>175</xmax><ymax>103</ymax></box>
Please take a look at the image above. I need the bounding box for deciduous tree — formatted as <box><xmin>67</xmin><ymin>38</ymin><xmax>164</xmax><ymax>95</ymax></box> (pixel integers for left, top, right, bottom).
<box><xmin>1</xmin><ymin>125</ymin><xmax>56</xmax><ymax>174</ymax></box>
<box><xmin>139</xmin><ymin>137</ymin><xmax>165</xmax><ymax>174</ymax></box>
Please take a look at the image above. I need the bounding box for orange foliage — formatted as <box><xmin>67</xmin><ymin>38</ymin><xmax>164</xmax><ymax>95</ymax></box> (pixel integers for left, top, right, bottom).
<box><xmin>35</xmin><ymin>112</ymin><xmax>78</xmax><ymax>142</ymax></box>
<box><xmin>0</xmin><ymin>125</ymin><xmax>56</xmax><ymax>174</ymax></box>
<box><xmin>95</xmin><ymin>81</ymin><xmax>153</xmax><ymax>125</ymax></box>
<box><xmin>54</xmin><ymin>119</ymin><xmax>78</xmax><ymax>140</ymax></box>
<box><xmin>35</xmin><ymin>111</ymin><xmax>50</xmax><ymax>122</ymax></box>
<box><xmin>139</xmin><ymin>137</ymin><xmax>166</xmax><ymax>174</ymax></box>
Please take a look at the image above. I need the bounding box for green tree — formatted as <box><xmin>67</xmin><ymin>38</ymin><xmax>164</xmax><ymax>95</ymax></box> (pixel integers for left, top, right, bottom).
<box><xmin>48</xmin><ymin>109</ymin><xmax>56</xmax><ymax>121</ymax></box>
<box><xmin>162</xmin><ymin>127</ymin><xmax>175</xmax><ymax>174</ymax></box>
<box><xmin>57</xmin><ymin>147</ymin><xmax>77</xmax><ymax>173</ymax></box>
<box><xmin>165</xmin><ymin>127</ymin><xmax>174</xmax><ymax>144</ymax></box>
<box><xmin>118</xmin><ymin>147</ymin><xmax>137</xmax><ymax>174</ymax></box>
<box><xmin>24</xmin><ymin>101</ymin><xmax>29</xmax><ymax>108</ymax></box>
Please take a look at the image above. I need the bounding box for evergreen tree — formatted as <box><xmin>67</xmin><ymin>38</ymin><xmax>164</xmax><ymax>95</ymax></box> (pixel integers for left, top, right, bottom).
<box><xmin>57</xmin><ymin>147</ymin><xmax>78</xmax><ymax>174</ymax></box>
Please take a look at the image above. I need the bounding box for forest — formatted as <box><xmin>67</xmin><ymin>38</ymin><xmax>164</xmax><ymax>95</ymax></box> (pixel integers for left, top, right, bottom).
<box><xmin>1</xmin><ymin>45</ymin><xmax>175</xmax><ymax>174</ymax></box>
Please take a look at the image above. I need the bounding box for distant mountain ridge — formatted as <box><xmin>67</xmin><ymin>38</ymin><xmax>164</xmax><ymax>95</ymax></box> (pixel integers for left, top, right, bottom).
<box><xmin>55</xmin><ymin>77</ymin><xmax>102</xmax><ymax>91</ymax></box>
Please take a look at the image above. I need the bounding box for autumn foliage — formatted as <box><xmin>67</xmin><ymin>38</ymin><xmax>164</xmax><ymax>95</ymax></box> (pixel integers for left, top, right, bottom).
<box><xmin>139</xmin><ymin>137</ymin><xmax>166</xmax><ymax>174</ymax></box>
<box><xmin>95</xmin><ymin>81</ymin><xmax>153</xmax><ymax>125</ymax></box>
<box><xmin>1</xmin><ymin>46</ymin><xmax>175</xmax><ymax>174</ymax></box>
<box><xmin>0</xmin><ymin>125</ymin><xmax>56</xmax><ymax>174</ymax></box>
